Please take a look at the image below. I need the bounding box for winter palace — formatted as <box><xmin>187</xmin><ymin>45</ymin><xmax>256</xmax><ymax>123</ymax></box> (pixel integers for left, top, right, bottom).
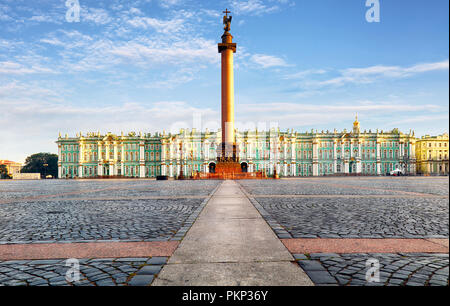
<box><xmin>55</xmin><ymin>117</ymin><xmax>427</xmax><ymax>179</ymax></box>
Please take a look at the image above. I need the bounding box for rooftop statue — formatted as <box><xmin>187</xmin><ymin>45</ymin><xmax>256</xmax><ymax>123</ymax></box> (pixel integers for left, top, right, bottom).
<box><xmin>223</xmin><ymin>9</ymin><xmax>232</xmax><ymax>32</ymax></box>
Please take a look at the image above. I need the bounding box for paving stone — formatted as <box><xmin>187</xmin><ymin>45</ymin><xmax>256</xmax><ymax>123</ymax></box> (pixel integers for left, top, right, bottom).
<box><xmin>304</xmin><ymin>270</ymin><xmax>337</xmax><ymax>284</ymax></box>
<box><xmin>293</xmin><ymin>254</ymin><xmax>308</xmax><ymax>260</ymax></box>
<box><xmin>146</xmin><ymin>257</ymin><xmax>168</xmax><ymax>265</ymax></box>
<box><xmin>95</xmin><ymin>279</ymin><xmax>116</xmax><ymax>286</ymax></box>
<box><xmin>136</xmin><ymin>265</ymin><xmax>162</xmax><ymax>275</ymax></box>
<box><xmin>297</xmin><ymin>260</ymin><xmax>326</xmax><ymax>271</ymax></box>
<box><xmin>128</xmin><ymin>275</ymin><xmax>154</xmax><ymax>286</ymax></box>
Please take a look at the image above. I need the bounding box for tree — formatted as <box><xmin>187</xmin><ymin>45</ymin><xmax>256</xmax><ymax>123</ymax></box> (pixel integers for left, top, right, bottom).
<box><xmin>0</xmin><ymin>164</ymin><xmax>11</xmax><ymax>179</ymax></box>
<box><xmin>21</xmin><ymin>153</ymin><xmax>58</xmax><ymax>178</ymax></box>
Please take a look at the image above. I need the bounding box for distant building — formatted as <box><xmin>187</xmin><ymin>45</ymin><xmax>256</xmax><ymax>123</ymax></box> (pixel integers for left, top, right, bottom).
<box><xmin>55</xmin><ymin>118</ymin><xmax>418</xmax><ymax>178</ymax></box>
<box><xmin>0</xmin><ymin>160</ymin><xmax>22</xmax><ymax>176</ymax></box>
<box><xmin>415</xmin><ymin>133</ymin><xmax>449</xmax><ymax>175</ymax></box>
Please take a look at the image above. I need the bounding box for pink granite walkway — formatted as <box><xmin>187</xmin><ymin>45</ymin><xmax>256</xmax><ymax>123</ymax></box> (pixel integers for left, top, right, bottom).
<box><xmin>0</xmin><ymin>241</ymin><xmax>179</xmax><ymax>260</ymax></box>
<box><xmin>282</xmin><ymin>238</ymin><xmax>449</xmax><ymax>254</ymax></box>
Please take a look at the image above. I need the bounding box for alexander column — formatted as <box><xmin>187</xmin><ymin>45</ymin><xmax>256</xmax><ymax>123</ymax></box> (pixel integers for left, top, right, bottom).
<box><xmin>218</xmin><ymin>9</ymin><xmax>239</xmax><ymax>163</ymax></box>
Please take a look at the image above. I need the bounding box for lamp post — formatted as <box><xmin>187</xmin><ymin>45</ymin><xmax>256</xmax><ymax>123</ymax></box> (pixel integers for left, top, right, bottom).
<box><xmin>179</xmin><ymin>142</ymin><xmax>184</xmax><ymax>179</ymax></box>
<box><xmin>43</xmin><ymin>163</ymin><xmax>48</xmax><ymax>179</ymax></box>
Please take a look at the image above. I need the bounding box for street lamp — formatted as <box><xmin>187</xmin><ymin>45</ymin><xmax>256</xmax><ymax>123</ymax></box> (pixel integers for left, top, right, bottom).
<box><xmin>43</xmin><ymin>163</ymin><xmax>48</xmax><ymax>179</ymax></box>
<box><xmin>179</xmin><ymin>142</ymin><xmax>184</xmax><ymax>179</ymax></box>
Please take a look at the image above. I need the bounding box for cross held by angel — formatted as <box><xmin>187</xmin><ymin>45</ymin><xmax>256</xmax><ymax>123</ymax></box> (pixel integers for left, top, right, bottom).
<box><xmin>223</xmin><ymin>9</ymin><xmax>232</xmax><ymax>32</ymax></box>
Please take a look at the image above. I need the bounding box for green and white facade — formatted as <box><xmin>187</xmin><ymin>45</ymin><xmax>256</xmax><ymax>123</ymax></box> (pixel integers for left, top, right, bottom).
<box><xmin>56</xmin><ymin>119</ymin><xmax>417</xmax><ymax>178</ymax></box>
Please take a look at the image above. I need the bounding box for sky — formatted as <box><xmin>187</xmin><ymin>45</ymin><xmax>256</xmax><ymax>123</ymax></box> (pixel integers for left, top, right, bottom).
<box><xmin>0</xmin><ymin>0</ymin><xmax>448</xmax><ymax>163</ymax></box>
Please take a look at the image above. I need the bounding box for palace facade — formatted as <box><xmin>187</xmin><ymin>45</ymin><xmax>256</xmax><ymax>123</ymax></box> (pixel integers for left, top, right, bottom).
<box><xmin>415</xmin><ymin>133</ymin><xmax>449</xmax><ymax>175</ymax></box>
<box><xmin>56</xmin><ymin>118</ymin><xmax>423</xmax><ymax>179</ymax></box>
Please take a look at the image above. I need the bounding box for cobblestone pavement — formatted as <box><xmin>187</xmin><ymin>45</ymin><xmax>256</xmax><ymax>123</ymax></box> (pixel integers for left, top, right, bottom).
<box><xmin>239</xmin><ymin>177</ymin><xmax>449</xmax><ymax>196</ymax></box>
<box><xmin>294</xmin><ymin>253</ymin><xmax>449</xmax><ymax>286</ymax></box>
<box><xmin>0</xmin><ymin>180</ymin><xmax>220</xmax><ymax>202</ymax></box>
<box><xmin>240</xmin><ymin>178</ymin><xmax>449</xmax><ymax>239</ymax></box>
<box><xmin>251</xmin><ymin>197</ymin><xmax>448</xmax><ymax>238</ymax></box>
<box><xmin>0</xmin><ymin>257</ymin><xmax>168</xmax><ymax>286</ymax></box>
<box><xmin>0</xmin><ymin>180</ymin><xmax>220</xmax><ymax>244</ymax></box>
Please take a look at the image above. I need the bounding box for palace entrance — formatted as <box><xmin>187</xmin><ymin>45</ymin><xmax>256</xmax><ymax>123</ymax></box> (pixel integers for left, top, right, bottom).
<box><xmin>209</xmin><ymin>163</ymin><xmax>216</xmax><ymax>174</ymax></box>
<box><xmin>241</xmin><ymin>162</ymin><xmax>248</xmax><ymax>173</ymax></box>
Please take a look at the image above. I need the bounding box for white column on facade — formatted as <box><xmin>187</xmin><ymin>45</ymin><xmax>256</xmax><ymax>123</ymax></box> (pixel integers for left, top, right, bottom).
<box><xmin>139</xmin><ymin>141</ymin><xmax>145</xmax><ymax>178</ymax></box>
<box><xmin>204</xmin><ymin>141</ymin><xmax>209</xmax><ymax>161</ymax></box>
<box><xmin>57</xmin><ymin>144</ymin><xmax>62</xmax><ymax>178</ymax></box>
<box><xmin>106</xmin><ymin>142</ymin><xmax>110</xmax><ymax>161</ymax></box>
<box><xmin>169</xmin><ymin>144</ymin><xmax>174</xmax><ymax>177</ymax></box>
<box><xmin>291</xmin><ymin>141</ymin><xmax>295</xmax><ymax>176</ymax></box>
<box><xmin>78</xmin><ymin>165</ymin><xmax>83</xmax><ymax>178</ymax></box>
<box><xmin>77</xmin><ymin>143</ymin><xmax>83</xmax><ymax>178</ymax></box>
<box><xmin>97</xmin><ymin>142</ymin><xmax>103</xmax><ymax>176</ymax></box>
<box><xmin>409</xmin><ymin>141</ymin><xmax>416</xmax><ymax>175</ymax></box>
<box><xmin>350</xmin><ymin>141</ymin><xmax>353</xmax><ymax>160</ymax></box>
<box><xmin>376</xmin><ymin>141</ymin><xmax>381</xmax><ymax>175</ymax></box>
<box><xmin>344</xmin><ymin>161</ymin><xmax>349</xmax><ymax>174</ymax></box>
<box><xmin>113</xmin><ymin>142</ymin><xmax>118</xmax><ymax>175</ymax></box>
<box><xmin>333</xmin><ymin>141</ymin><xmax>337</xmax><ymax>173</ymax></box>
<box><xmin>105</xmin><ymin>142</ymin><xmax>111</xmax><ymax>176</ymax></box>
<box><xmin>120</xmin><ymin>142</ymin><xmax>124</xmax><ymax>176</ymax></box>
<box><xmin>356</xmin><ymin>141</ymin><xmax>362</xmax><ymax>174</ymax></box>
<box><xmin>161</xmin><ymin>142</ymin><xmax>167</xmax><ymax>176</ymax></box>
<box><xmin>312</xmin><ymin>139</ymin><xmax>319</xmax><ymax>176</ymax></box>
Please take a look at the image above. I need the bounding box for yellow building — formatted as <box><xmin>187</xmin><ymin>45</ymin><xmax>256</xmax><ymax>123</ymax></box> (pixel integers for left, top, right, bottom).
<box><xmin>0</xmin><ymin>160</ymin><xmax>22</xmax><ymax>176</ymax></box>
<box><xmin>415</xmin><ymin>133</ymin><xmax>449</xmax><ymax>175</ymax></box>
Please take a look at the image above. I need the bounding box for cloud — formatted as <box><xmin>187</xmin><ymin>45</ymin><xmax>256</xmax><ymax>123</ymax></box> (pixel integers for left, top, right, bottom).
<box><xmin>250</xmin><ymin>54</ymin><xmax>289</xmax><ymax>68</ymax></box>
<box><xmin>127</xmin><ymin>16</ymin><xmax>186</xmax><ymax>34</ymax></box>
<box><xmin>308</xmin><ymin>59</ymin><xmax>449</xmax><ymax>88</ymax></box>
<box><xmin>159</xmin><ymin>0</ymin><xmax>183</xmax><ymax>9</ymax></box>
<box><xmin>284</xmin><ymin>69</ymin><xmax>327</xmax><ymax>79</ymax></box>
<box><xmin>0</xmin><ymin>61</ymin><xmax>54</xmax><ymax>75</ymax></box>
<box><xmin>82</xmin><ymin>7</ymin><xmax>112</xmax><ymax>25</ymax></box>
<box><xmin>230</xmin><ymin>0</ymin><xmax>294</xmax><ymax>16</ymax></box>
<box><xmin>230</xmin><ymin>0</ymin><xmax>279</xmax><ymax>16</ymax></box>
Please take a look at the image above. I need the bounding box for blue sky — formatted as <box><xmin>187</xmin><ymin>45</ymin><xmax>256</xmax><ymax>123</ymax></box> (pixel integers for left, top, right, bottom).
<box><xmin>0</xmin><ymin>0</ymin><xmax>448</xmax><ymax>162</ymax></box>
